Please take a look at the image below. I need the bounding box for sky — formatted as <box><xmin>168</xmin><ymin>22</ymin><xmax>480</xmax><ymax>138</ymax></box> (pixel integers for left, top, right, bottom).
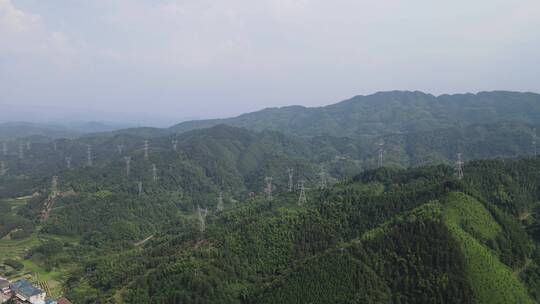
<box><xmin>1</xmin><ymin>0</ymin><xmax>540</xmax><ymax>126</ymax></box>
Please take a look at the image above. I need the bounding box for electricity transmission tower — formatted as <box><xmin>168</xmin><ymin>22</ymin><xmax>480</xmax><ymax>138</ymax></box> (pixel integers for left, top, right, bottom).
<box><xmin>26</xmin><ymin>141</ymin><xmax>31</xmax><ymax>151</ymax></box>
<box><xmin>51</xmin><ymin>176</ymin><xmax>59</xmax><ymax>195</ymax></box>
<box><xmin>298</xmin><ymin>180</ymin><xmax>307</xmax><ymax>205</ymax></box>
<box><xmin>377</xmin><ymin>141</ymin><xmax>384</xmax><ymax>168</ymax></box>
<box><xmin>264</xmin><ymin>177</ymin><xmax>273</xmax><ymax>201</ymax></box>
<box><xmin>53</xmin><ymin>141</ymin><xmax>57</xmax><ymax>151</ymax></box>
<box><xmin>455</xmin><ymin>153</ymin><xmax>464</xmax><ymax>180</ymax></box>
<box><xmin>0</xmin><ymin>161</ymin><xmax>6</xmax><ymax>176</ymax></box>
<box><xmin>137</xmin><ymin>181</ymin><xmax>143</xmax><ymax>196</ymax></box>
<box><xmin>2</xmin><ymin>142</ymin><xmax>7</xmax><ymax>156</ymax></box>
<box><xmin>152</xmin><ymin>164</ymin><xmax>158</xmax><ymax>181</ymax></box>
<box><xmin>117</xmin><ymin>144</ymin><xmax>124</xmax><ymax>154</ymax></box>
<box><xmin>87</xmin><ymin>145</ymin><xmax>93</xmax><ymax>167</ymax></box>
<box><xmin>197</xmin><ymin>205</ymin><xmax>208</xmax><ymax>233</ymax></box>
<box><xmin>217</xmin><ymin>191</ymin><xmax>224</xmax><ymax>212</ymax></box>
<box><xmin>124</xmin><ymin>156</ymin><xmax>131</xmax><ymax>177</ymax></box>
<box><xmin>533</xmin><ymin>128</ymin><xmax>537</xmax><ymax>158</ymax></box>
<box><xmin>319</xmin><ymin>170</ymin><xmax>327</xmax><ymax>190</ymax></box>
<box><xmin>172</xmin><ymin>140</ymin><xmax>178</xmax><ymax>151</ymax></box>
<box><xmin>65</xmin><ymin>156</ymin><xmax>72</xmax><ymax>169</ymax></box>
<box><xmin>287</xmin><ymin>168</ymin><xmax>294</xmax><ymax>192</ymax></box>
<box><xmin>143</xmin><ymin>140</ymin><xmax>149</xmax><ymax>161</ymax></box>
<box><xmin>18</xmin><ymin>144</ymin><xmax>24</xmax><ymax>159</ymax></box>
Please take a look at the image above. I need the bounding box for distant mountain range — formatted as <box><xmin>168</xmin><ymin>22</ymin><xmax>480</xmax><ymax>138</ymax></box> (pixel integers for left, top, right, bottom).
<box><xmin>3</xmin><ymin>90</ymin><xmax>540</xmax><ymax>303</ymax></box>
<box><xmin>0</xmin><ymin>121</ymin><xmax>133</xmax><ymax>141</ymax></box>
<box><xmin>3</xmin><ymin>90</ymin><xmax>540</xmax><ymax>179</ymax></box>
<box><xmin>170</xmin><ymin>91</ymin><xmax>540</xmax><ymax>138</ymax></box>
<box><xmin>5</xmin><ymin>91</ymin><xmax>540</xmax><ymax>142</ymax></box>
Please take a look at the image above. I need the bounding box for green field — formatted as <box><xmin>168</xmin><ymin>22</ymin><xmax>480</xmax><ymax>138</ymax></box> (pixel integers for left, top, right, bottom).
<box><xmin>0</xmin><ymin>197</ymin><xmax>78</xmax><ymax>297</ymax></box>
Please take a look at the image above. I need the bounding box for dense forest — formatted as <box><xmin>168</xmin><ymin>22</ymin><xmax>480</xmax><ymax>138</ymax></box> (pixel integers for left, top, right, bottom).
<box><xmin>46</xmin><ymin>157</ymin><xmax>540</xmax><ymax>303</ymax></box>
<box><xmin>170</xmin><ymin>91</ymin><xmax>540</xmax><ymax>137</ymax></box>
<box><xmin>2</xmin><ymin>91</ymin><xmax>540</xmax><ymax>303</ymax></box>
<box><xmin>3</xmin><ymin>146</ymin><xmax>540</xmax><ymax>302</ymax></box>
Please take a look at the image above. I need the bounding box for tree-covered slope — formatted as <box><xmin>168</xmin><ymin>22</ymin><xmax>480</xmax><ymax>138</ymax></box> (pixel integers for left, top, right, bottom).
<box><xmin>4</xmin><ymin>121</ymin><xmax>540</xmax><ymax>303</ymax></box>
<box><xmin>3</xmin><ymin>120</ymin><xmax>540</xmax><ymax>200</ymax></box>
<box><xmin>47</xmin><ymin>157</ymin><xmax>540</xmax><ymax>303</ymax></box>
<box><xmin>256</xmin><ymin>203</ymin><xmax>474</xmax><ymax>304</ymax></box>
<box><xmin>170</xmin><ymin>91</ymin><xmax>540</xmax><ymax>137</ymax></box>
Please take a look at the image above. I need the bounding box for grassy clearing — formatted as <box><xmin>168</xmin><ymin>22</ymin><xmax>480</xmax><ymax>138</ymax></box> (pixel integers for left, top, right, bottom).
<box><xmin>443</xmin><ymin>192</ymin><xmax>502</xmax><ymax>241</ymax></box>
<box><xmin>443</xmin><ymin>192</ymin><xmax>533</xmax><ymax>304</ymax></box>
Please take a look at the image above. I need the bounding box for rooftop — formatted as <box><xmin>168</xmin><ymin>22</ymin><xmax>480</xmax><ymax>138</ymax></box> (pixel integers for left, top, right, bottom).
<box><xmin>10</xmin><ymin>279</ymin><xmax>44</xmax><ymax>298</ymax></box>
<box><xmin>57</xmin><ymin>297</ymin><xmax>72</xmax><ymax>304</ymax></box>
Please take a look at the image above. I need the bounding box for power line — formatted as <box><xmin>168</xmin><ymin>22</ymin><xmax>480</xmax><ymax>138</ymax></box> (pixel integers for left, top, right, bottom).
<box><xmin>137</xmin><ymin>181</ymin><xmax>143</xmax><ymax>196</ymax></box>
<box><xmin>0</xmin><ymin>161</ymin><xmax>6</xmax><ymax>176</ymax></box>
<box><xmin>18</xmin><ymin>143</ymin><xmax>24</xmax><ymax>159</ymax></box>
<box><xmin>51</xmin><ymin>176</ymin><xmax>59</xmax><ymax>195</ymax></box>
<box><xmin>264</xmin><ymin>176</ymin><xmax>273</xmax><ymax>201</ymax></box>
<box><xmin>287</xmin><ymin>168</ymin><xmax>294</xmax><ymax>192</ymax></box>
<box><xmin>144</xmin><ymin>140</ymin><xmax>149</xmax><ymax>161</ymax></box>
<box><xmin>197</xmin><ymin>205</ymin><xmax>208</xmax><ymax>233</ymax></box>
<box><xmin>455</xmin><ymin>152</ymin><xmax>464</xmax><ymax>180</ymax></box>
<box><xmin>152</xmin><ymin>163</ymin><xmax>158</xmax><ymax>181</ymax></box>
<box><xmin>217</xmin><ymin>191</ymin><xmax>224</xmax><ymax>212</ymax></box>
<box><xmin>87</xmin><ymin>145</ymin><xmax>93</xmax><ymax>167</ymax></box>
<box><xmin>124</xmin><ymin>156</ymin><xmax>131</xmax><ymax>177</ymax></box>
<box><xmin>319</xmin><ymin>170</ymin><xmax>327</xmax><ymax>190</ymax></box>
<box><xmin>298</xmin><ymin>180</ymin><xmax>307</xmax><ymax>205</ymax></box>
<box><xmin>65</xmin><ymin>156</ymin><xmax>72</xmax><ymax>169</ymax></box>
<box><xmin>377</xmin><ymin>141</ymin><xmax>384</xmax><ymax>168</ymax></box>
<box><xmin>533</xmin><ymin>127</ymin><xmax>537</xmax><ymax>158</ymax></box>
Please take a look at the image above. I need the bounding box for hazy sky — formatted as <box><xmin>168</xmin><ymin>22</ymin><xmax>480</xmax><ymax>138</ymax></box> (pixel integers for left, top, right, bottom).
<box><xmin>1</xmin><ymin>0</ymin><xmax>539</xmax><ymax>126</ymax></box>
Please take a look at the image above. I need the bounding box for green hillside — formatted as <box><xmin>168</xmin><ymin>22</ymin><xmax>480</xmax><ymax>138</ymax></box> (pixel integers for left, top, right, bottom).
<box><xmin>26</xmin><ymin>157</ymin><xmax>535</xmax><ymax>303</ymax></box>
<box><xmin>2</xmin><ymin>116</ymin><xmax>540</xmax><ymax>303</ymax></box>
<box><xmin>170</xmin><ymin>91</ymin><xmax>540</xmax><ymax>138</ymax></box>
<box><xmin>442</xmin><ymin>193</ymin><xmax>532</xmax><ymax>303</ymax></box>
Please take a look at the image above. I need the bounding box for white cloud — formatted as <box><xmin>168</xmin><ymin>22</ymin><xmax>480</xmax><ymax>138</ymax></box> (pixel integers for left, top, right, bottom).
<box><xmin>0</xmin><ymin>0</ymin><xmax>71</xmax><ymax>56</ymax></box>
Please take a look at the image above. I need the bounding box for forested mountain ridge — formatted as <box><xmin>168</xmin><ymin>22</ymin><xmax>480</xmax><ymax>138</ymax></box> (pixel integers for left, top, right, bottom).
<box><xmin>169</xmin><ymin>91</ymin><xmax>540</xmax><ymax>137</ymax></box>
<box><xmin>2</xmin><ymin>126</ymin><xmax>540</xmax><ymax>302</ymax></box>
<box><xmin>2</xmin><ymin>121</ymin><xmax>539</xmax><ymax>201</ymax></box>
<box><xmin>51</xmin><ymin>157</ymin><xmax>540</xmax><ymax>303</ymax></box>
<box><xmin>0</xmin><ymin>121</ymin><xmax>129</xmax><ymax>141</ymax></box>
<box><xmin>0</xmin><ymin>122</ymin><xmax>81</xmax><ymax>141</ymax></box>
<box><xmin>2</xmin><ymin>90</ymin><xmax>540</xmax><ymax>303</ymax></box>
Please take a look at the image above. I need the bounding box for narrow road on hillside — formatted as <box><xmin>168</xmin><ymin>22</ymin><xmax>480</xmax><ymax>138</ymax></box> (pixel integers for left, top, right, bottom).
<box><xmin>134</xmin><ymin>235</ymin><xmax>154</xmax><ymax>247</ymax></box>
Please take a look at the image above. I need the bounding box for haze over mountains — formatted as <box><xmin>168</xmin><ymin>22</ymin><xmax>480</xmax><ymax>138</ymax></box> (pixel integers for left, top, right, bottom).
<box><xmin>0</xmin><ymin>121</ymin><xmax>134</xmax><ymax>141</ymax></box>
<box><xmin>4</xmin><ymin>90</ymin><xmax>540</xmax><ymax>140</ymax></box>
<box><xmin>3</xmin><ymin>90</ymin><xmax>539</xmax><ymax>171</ymax></box>
<box><xmin>2</xmin><ymin>89</ymin><xmax>540</xmax><ymax>198</ymax></box>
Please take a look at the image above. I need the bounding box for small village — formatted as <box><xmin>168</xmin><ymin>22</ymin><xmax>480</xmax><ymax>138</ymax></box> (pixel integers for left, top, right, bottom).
<box><xmin>0</xmin><ymin>277</ymin><xmax>71</xmax><ymax>304</ymax></box>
